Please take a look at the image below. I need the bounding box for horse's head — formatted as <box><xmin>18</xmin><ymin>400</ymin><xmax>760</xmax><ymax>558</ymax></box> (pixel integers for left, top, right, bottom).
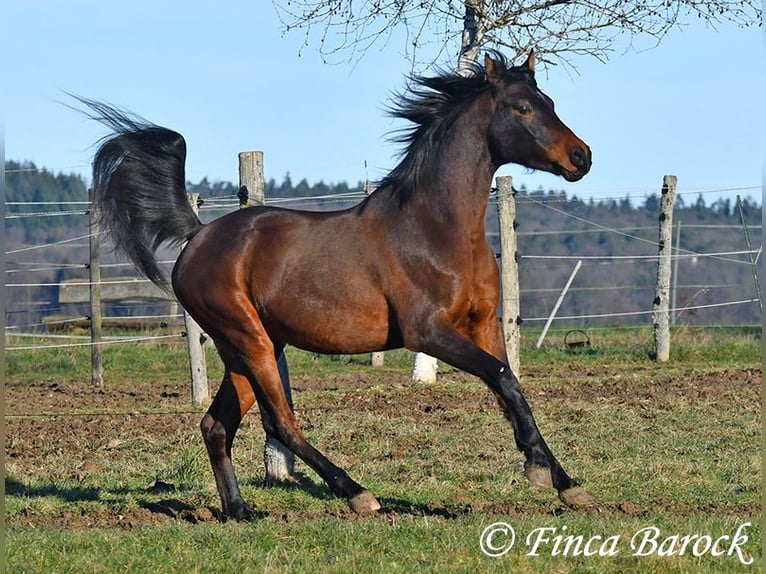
<box><xmin>485</xmin><ymin>52</ymin><xmax>591</xmax><ymax>182</ymax></box>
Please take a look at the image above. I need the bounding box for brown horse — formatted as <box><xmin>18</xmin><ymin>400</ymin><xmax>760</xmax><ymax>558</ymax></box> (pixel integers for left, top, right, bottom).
<box><xmin>79</xmin><ymin>51</ymin><xmax>593</xmax><ymax>520</ymax></box>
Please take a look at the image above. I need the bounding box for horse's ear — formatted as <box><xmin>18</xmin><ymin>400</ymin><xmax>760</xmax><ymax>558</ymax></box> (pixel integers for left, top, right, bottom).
<box><xmin>521</xmin><ymin>50</ymin><xmax>536</xmax><ymax>73</ymax></box>
<box><xmin>485</xmin><ymin>53</ymin><xmax>505</xmax><ymax>85</ymax></box>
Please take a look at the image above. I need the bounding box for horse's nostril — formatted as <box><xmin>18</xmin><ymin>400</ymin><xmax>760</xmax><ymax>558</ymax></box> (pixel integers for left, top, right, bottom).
<box><xmin>570</xmin><ymin>146</ymin><xmax>590</xmax><ymax>171</ymax></box>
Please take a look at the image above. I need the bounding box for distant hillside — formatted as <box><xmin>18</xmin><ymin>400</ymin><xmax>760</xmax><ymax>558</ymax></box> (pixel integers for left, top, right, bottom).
<box><xmin>6</xmin><ymin>161</ymin><xmax>89</xmax><ymax>244</ymax></box>
<box><xmin>5</xmin><ymin>161</ymin><xmax>762</xmax><ymax>329</ymax></box>
<box><xmin>506</xmin><ymin>186</ymin><xmax>761</xmax><ymax>327</ymax></box>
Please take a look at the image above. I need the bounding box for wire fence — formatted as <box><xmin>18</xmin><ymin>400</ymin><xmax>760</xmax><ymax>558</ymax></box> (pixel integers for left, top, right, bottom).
<box><xmin>5</xmin><ymin>178</ymin><xmax>762</xmax><ymax>423</ymax></box>
<box><xmin>5</xmin><ymin>182</ymin><xmax>763</xmax><ymax>353</ymax></box>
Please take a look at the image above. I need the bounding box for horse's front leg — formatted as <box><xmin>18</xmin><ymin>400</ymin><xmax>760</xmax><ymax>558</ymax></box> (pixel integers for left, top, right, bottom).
<box><xmin>420</xmin><ymin>318</ymin><xmax>594</xmax><ymax>506</ymax></box>
<box><xmin>468</xmin><ymin>307</ymin><xmax>555</xmax><ymax>489</ymax></box>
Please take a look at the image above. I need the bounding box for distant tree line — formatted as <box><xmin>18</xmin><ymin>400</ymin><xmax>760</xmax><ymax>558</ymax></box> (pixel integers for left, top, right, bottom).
<box><xmin>188</xmin><ymin>173</ymin><xmax>364</xmax><ymax>201</ymax></box>
<box><xmin>5</xmin><ymin>161</ymin><xmax>762</xmax><ymax>327</ymax></box>
<box><xmin>6</xmin><ymin>161</ymin><xmax>89</xmax><ymax>244</ymax></box>
<box><xmin>504</xmin><ymin>185</ymin><xmax>761</xmax><ymax>327</ymax></box>
<box><xmin>7</xmin><ymin>161</ymin><xmax>759</xmax><ymax>244</ymax></box>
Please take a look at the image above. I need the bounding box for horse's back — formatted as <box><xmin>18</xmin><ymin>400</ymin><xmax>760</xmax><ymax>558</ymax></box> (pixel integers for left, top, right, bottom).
<box><xmin>173</xmin><ymin>205</ymin><xmax>398</xmax><ymax>353</ymax></box>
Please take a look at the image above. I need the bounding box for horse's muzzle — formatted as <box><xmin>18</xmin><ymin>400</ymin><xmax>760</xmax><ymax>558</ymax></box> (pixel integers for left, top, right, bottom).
<box><xmin>562</xmin><ymin>144</ymin><xmax>592</xmax><ymax>181</ymax></box>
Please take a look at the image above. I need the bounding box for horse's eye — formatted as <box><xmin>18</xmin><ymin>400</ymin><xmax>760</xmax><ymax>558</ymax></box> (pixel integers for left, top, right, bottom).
<box><xmin>513</xmin><ymin>101</ymin><xmax>532</xmax><ymax>115</ymax></box>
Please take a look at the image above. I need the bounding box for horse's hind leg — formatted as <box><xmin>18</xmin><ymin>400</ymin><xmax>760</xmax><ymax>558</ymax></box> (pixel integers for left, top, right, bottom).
<box><xmin>254</xmin><ymin>360</ymin><xmax>380</xmax><ymax>513</ymax></box>
<box><xmin>263</xmin><ymin>348</ymin><xmax>295</xmax><ymax>486</ymax></box>
<box><xmin>225</xmin><ymin>318</ymin><xmax>380</xmax><ymax>515</ymax></box>
<box><xmin>200</xmin><ymin>361</ymin><xmax>258</xmax><ymax>520</ymax></box>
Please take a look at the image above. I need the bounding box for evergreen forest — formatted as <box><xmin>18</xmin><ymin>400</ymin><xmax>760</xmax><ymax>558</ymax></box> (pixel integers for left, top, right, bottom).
<box><xmin>6</xmin><ymin>160</ymin><xmax>762</xmax><ymax>330</ymax></box>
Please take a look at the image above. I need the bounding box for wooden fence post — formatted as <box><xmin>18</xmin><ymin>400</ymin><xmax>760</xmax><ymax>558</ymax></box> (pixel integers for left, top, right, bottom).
<box><xmin>670</xmin><ymin>219</ymin><xmax>681</xmax><ymax>326</ymax></box>
<box><xmin>652</xmin><ymin>175</ymin><xmax>677</xmax><ymax>362</ymax></box>
<box><xmin>412</xmin><ymin>353</ymin><xmax>439</xmax><ymax>382</ymax></box>
<box><xmin>365</xmin><ymin>182</ymin><xmax>386</xmax><ymax>367</ymax></box>
<box><xmin>736</xmin><ymin>195</ymin><xmax>762</xmax><ymax>313</ymax></box>
<box><xmin>88</xmin><ymin>188</ymin><xmax>104</xmax><ymax>387</ymax></box>
<box><xmin>185</xmin><ymin>193</ymin><xmax>209</xmax><ymax>404</ymax></box>
<box><xmin>496</xmin><ymin>176</ymin><xmax>521</xmax><ymax>375</ymax></box>
<box><xmin>370</xmin><ymin>350</ymin><xmax>386</xmax><ymax>367</ymax></box>
<box><xmin>408</xmin><ymin>163</ymin><xmax>437</xmax><ymax>381</ymax></box>
<box><xmin>408</xmin><ymin>152</ymin><xmax>437</xmax><ymax>381</ymax></box>
<box><xmin>239</xmin><ymin>150</ymin><xmax>295</xmax><ymax>482</ymax></box>
<box><xmin>238</xmin><ymin>151</ymin><xmax>265</xmax><ymax>207</ymax></box>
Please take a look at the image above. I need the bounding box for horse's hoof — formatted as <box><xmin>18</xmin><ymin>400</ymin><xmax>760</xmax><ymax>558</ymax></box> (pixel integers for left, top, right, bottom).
<box><xmin>348</xmin><ymin>490</ymin><xmax>381</xmax><ymax>515</ymax></box>
<box><xmin>222</xmin><ymin>499</ymin><xmax>265</xmax><ymax>522</ymax></box>
<box><xmin>229</xmin><ymin>504</ymin><xmax>260</xmax><ymax>522</ymax></box>
<box><xmin>559</xmin><ymin>486</ymin><xmax>596</xmax><ymax>507</ymax></box>
<box><xmin>524</xmin><ymin>463</ymin><xmax>554</xmax><ymax>489</ymax></box>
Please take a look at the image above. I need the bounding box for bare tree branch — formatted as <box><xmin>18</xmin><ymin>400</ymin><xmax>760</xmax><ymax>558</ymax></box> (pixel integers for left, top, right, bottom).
<box><xmin>272</xmin><ymin>0</ymin><xmax>761</xmax><ymax>70</ymax></box>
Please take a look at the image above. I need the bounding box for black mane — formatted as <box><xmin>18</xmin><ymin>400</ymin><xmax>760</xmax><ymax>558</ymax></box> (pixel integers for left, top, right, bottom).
<box><xmin>378</xmin><ymin>51</ymin><xmax>525</xmax><ymax>201</ymax></box>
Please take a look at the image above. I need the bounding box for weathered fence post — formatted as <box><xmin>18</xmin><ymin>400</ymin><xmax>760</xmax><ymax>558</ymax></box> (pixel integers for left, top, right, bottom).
<box><xmin>496</xmin><ymin>176</ymin><xmax>521</xmax><ymax>375</ymax></box>
<box><xmin>238</xmin><ymin>151</ymin><xmax>265</xmax><ymax>207</ymax></box>
<box><xmin>670</xmin><ymin>219</ymin><xmax>681</xmax><ymax>326</ymax></box>
<box><xmin>410</xmin><ymin>169</ymin><xmax>438</xmax><ymax>387</ymax></box>
<box><xmin>365</xmin><ymin>182</ymin><xmax>386</xmax><ymax>368</ymax></box>
<box><xmin>184</xmin><ymin>193</ymin><xmax>209</xmax><ymax>403</ymax></box>
<box><xmin>408</xmin><ymin>154</ymin><xmax>437</xmax><ymax>380</ymax></box>
<box><xmin>370</xmin><ymin>350</ymin><xmax>386</xmax><ymax>367</ymax></box>
<box><xmin>736</xmin><ymin>195</ymin><xmax>762</xmax><ymax>313</ymax></box>
<box><xmin>239</xmin><ymin>150</ymin><xmax>295</xmax><ymax>482</ymax></box>
<box><xmin>412</xmin><ymin>353</ymin><xmax>439</xmax><ymax>382</ymax></box>
<box><xmin>88</xmin><ymin>188</ymin><xmax>104</xmax><ymax>387</ymax></box>
<box><xmin>652</xmin><ymin>175</ymin><xmax>677</xmax><ymax>362</ymax></box>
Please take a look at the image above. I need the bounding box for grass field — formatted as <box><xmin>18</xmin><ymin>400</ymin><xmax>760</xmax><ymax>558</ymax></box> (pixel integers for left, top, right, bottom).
<box><xmin>5</xmin><ymin>325</ymin><xmax>762</xmax><ymax>573</ymax></box>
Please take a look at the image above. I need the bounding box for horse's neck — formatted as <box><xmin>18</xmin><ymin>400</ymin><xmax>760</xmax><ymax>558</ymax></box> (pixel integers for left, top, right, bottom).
<box><xmin>410</xmin><ymin>101</ymin><xmax>495</xmax><ymax>233</ymax></box>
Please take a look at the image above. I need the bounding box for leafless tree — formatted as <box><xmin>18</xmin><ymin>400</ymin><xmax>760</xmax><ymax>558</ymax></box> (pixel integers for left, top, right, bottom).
<box><xmin>273</xmin><ymin>0</ymin><xmax>759</xmax><ymax>382</ymax></box>
<box><xmin>273</xmin><ymin>0</ymin><xmax>761</xmax><ymax>70</ymax></box>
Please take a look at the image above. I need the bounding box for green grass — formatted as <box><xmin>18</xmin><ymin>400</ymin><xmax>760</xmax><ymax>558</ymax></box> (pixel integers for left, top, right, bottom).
<box><xmin>6</xmin><ymin>324</ymin><xmax>759</xmax><ymax>386</ymax></box>
<box><xmin>5</xmin><ymin>325</ymin><xmax>762</xmax><ymax>573</ymax></box>
<box><xmin>7</xmin><ymin>514</ymin><xmax>761</xmax><ymax>573</ymax></box>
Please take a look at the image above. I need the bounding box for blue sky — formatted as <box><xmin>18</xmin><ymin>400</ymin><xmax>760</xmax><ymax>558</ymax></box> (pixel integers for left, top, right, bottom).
<box><xmin>4</xmin><ymin>2</ymin><xmax>762</xmax><ymax>206</ymax></box>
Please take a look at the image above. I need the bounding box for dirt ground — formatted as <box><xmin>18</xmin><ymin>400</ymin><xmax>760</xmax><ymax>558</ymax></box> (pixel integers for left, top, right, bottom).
<box><xmin>5</xmin><ymin>364</ymin><xmax>761</xmax><ymax>530</ymax></box>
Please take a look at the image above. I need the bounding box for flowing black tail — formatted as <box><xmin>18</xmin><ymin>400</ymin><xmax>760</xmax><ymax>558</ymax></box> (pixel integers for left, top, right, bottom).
<box><xmin>76</xmin><ymin>97</ymin><xmax>203</xmax><ymax>287</ymax></box>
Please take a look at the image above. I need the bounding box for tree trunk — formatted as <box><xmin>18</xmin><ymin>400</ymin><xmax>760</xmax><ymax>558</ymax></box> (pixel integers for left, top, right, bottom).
<box><xmin>458</xmin><ymin>1</ymin><xmax>489</xmax><ymax>73</ymax></box>
<box><xmin>411</xmin><ymin>1</ymin><xmax>489</xmax><ymax>385</ymax></box>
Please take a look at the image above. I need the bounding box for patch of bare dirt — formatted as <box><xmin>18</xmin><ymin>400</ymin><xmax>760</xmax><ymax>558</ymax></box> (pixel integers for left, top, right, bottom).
<box><xmin>5</xmin><ymin>364</ymin><xmax>760</xmax><ymax>530</ymax></box>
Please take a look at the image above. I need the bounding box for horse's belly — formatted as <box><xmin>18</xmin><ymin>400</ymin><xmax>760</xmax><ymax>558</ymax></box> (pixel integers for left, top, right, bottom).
<box><xmin>259</xmin><ymin>290</ymin><xmax>396</xmax><ymax>355</ymax></box>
